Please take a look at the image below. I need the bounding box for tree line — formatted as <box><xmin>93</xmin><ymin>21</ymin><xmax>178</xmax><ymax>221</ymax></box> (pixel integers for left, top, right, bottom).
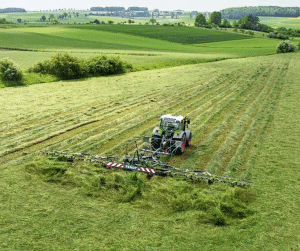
<box><xmin>0</xmin><ymin>8</ymin><xmax>26</xmax><ymax>13</ymax></box>
<box><xmin>221</xmin><ymin>6</ymin><xmax>300</xmax><ymax>19</ymax></box>
<box><xmin>195</xmin><ymin>13</ymin><xmax>273</xmax><ymax>32</ymax></box>
<box><xmin>90</xmin><ymin>7</ymin><xmax>148</xmax><ymax>12</ymax></box>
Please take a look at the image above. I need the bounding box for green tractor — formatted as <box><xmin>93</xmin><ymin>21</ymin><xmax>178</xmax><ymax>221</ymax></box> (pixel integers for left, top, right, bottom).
<box><xmin>149</xmin><ymin>114</ymin><xmax>192</xmax><ymax>155</ymax></box>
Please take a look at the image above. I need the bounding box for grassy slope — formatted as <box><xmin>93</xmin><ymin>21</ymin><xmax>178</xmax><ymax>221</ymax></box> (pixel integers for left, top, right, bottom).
<box><xmin>259</xmin><ymin>16</ymin><xmax>300</xmax><ymax>29</ymax></box>
<box><xmin>0</xmin><ymin>26</ymin><xmax>282</xmax><ymax>74</ymax></box>
<box><xmin>248</xmin><ymin>53</ymin><xmax>300</xmax><ymax>249</ymax></box>
<box><xmin>69</xmin><ymin>25</ymin><xmax>250</xmax><ymax>44</ymax></box>
<box><xmin>1</xmin><ymin>52</ymin><xmax>300</xmax><ymax>249</ymax></box>
<box><xmin>1</xmin><ymin>26</ymin><xmax>250</xmax><ymax>52</ymax></box>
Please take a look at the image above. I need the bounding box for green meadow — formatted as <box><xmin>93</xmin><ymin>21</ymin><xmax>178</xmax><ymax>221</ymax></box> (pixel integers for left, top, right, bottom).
<box><xmin>259</xmin><ymin>16</ymin><xmax>300</xmax><ymax>29</ymax></box>
<box><xmin>0</xmin><ymin>25</ymin><xmax>285</xmax><ymax>74</ymax></box>
<box><xmin>0</xmin><ymin>21</ymin><xmax>300</xmax><ymax>250</ymax></box>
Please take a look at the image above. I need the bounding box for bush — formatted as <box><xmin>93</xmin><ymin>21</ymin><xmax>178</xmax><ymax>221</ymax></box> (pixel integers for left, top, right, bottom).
<box><xmin>50</xmin><ymin>54</ymin><xmax>88</xmax><ymax>80</ymax></box>
<box><xmin>277</xmin><ymin>33</ymin><xmax>289</xmax><ymax>40</ymax></box>
<box><xmin>0</xmin><ymin>58</ymin><xmax>23</xmax><ymax>86</ymax></box>
<box><xmin>246</xmin><ymin>31</ymin><xmax>254</xmax><ymax>35</ymax></box>
<box><xmin>29</xmin><ymin>53</ymin><xmax>87</xmax><ymax>80</ymax></box>
<box><xmin>268</xmin><ymin>32</ymin><xmax>276</xmax><ymax>38</ymax></box>
<box><xmin>276</xmin><ymin>40</ymin><xmax>296</xmax><ymax>53</ymax></box>
<box><xmin>86</xmin><ymin>56</ymin><xmax>130</xmax><ymax>76</ymax></box>
<box><xmin>28</xmin><ymin>53</ymin><xmax>133</xmax><ymax>80</ymax></box>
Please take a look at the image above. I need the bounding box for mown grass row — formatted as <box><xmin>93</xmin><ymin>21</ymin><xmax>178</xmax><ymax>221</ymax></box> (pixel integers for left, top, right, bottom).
<box><xmin>52</xmin><ymin>66</ymin><xmax>251</xmax><ymax>161</ymax></box>
<box><xmin>52</xmin><ymin>70</ymin><xmax>244</xmax><ymax>156</ymax></box>
<box><xmin>3</xmin><ymin>70</ymin><xmax>223</xmax><ymax>155</ymax></box>
<box><xmin>54</xmin><ymin>58</ymin><xmax>288</xmax><ymax>177</ymax></box>
<box><xmin>177</xmin><ymin>68</ymin><xmax>271</xmax><ymax>171</ymax></box>
<box><xmin>204</xmin><ymin>64</ymin><xmax>283</xmax><ymax>175</ymax></box>
<box><xmin>226</xmin><ymin>61</ymin><xmax>290</xmax><ymax>175</ymax></box>
<box><xmin>1</xmin><ymin>55</ymin><xmax>287</xmax><ymax>174</ymax></box>
<box><xmin>0</xmin><ymin>90</ymin><xmax>163</xmax><ymax>155</ymax></box>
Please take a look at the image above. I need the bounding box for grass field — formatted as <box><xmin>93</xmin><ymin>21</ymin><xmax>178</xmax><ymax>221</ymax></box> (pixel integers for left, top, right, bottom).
<box><xmin>0</xmin><ymin>11</ymin><xmax>197</xmax><ymax>25</ymax></box>
<box><xmin>0</xmin><ymin>11</ymin><xmax>97</xmax><ymax>24</ymax></box>
<box><xmin>69</xmin><ymin>25</ymin><xmax>250</xmax><ymax>44</ymax></box>
<box><xmin>1</xmin><ymin>52</ymin><xmax>300</xmax><ymax>250</ymax></box>
<box><xmin>1</xmin><ymin>18</ymin><xmax>300</xmax><ymax>249</ymax></box>
<box><xmin>0</xmin><ymin>25</ymin><xmax>285</xmax><ymax>75</ymax></box>
<box><xmin>259</xmin><ymin>16</ymin><xmax>300</xmax><ymax>29</ymax></box>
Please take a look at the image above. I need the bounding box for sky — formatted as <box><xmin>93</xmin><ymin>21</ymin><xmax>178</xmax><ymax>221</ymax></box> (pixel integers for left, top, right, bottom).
<box><xmin>1</xmin><ymin>0</ymin><xmax>300</xmax><ymax>12</ymax></box>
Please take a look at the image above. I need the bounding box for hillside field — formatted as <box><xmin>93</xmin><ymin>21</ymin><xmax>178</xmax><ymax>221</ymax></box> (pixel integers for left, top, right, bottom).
<box><xmin>1</xmin><ymin>52</ymin><xmax>300</xmax><ymax>249</ymax></box>
<box><xmin>259</xmin><ymin>16</ymin><xmax>300</xmax><ymax>29</ymax></box>
<box><xmin>1</xmin><ymin>20</ymin><xmax>300</xmax><ymax>250</ymax></box>
<box><xmin>0</xmin><ymin>25</ymin><xmax>285</xmax><ymax>76</ymax></box>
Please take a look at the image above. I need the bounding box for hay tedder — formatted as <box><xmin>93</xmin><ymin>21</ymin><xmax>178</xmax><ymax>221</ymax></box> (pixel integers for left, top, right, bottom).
<box><xmin>42</xmin><ymin>114</ymin><xmax>252</xmax><ymax>187</ymax></box>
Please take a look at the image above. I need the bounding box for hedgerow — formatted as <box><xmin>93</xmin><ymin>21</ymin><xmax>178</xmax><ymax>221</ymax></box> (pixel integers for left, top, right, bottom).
<box><xmin>28</xmin><ymin>53</ymin><xmax>132</xmax><ymax>80</ymax></box>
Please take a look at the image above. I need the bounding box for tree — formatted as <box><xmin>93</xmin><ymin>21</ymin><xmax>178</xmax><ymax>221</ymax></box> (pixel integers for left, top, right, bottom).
<box><xmin>220</xmin><ymin>19</ymin><xmax>231</xmax><ymax>28</ymax></box>
<box><xmin>49</xmin><ymin>14</ymin><xmax>55</xmax><ymax>19</ymax></box>
<box><xmin>17</xmin><ymin>18</ymin><xmax>22</xmax><ymax>23</ymax></box>
<box><xmin>210</xmin><ymin>11</ymin><xmax>221</xmax><ymax>25</ymax></box>
<box><xmin>194</xmin><ymin>14</ymin><xmax>207</xmax><ymax>27</ymax></box>
<box><xmin>63</xmin><ymin>12</ymin><xmax>68</xmax><ymax>18</ymax></box>
<box><xmin>94</xmin><ymin>19</ymin><xmax>100</xmax><ymax>24</ymax></box>
<box><xmin>232</xmin><ymin>20</ymin><xmax>238</xmax><ymax>27</ymax></box>
<box><xmin>152</xmin><ymin>9</ymin><xmax>159</xmax><ymax>17</ymax></box>
<box><xmin>40</xmin><ymin>15</ymin><xmax>46</xmax><ymax>22</ymax></box>
<box><xmin>150</xmin><ymin>18</ymin><xmax>156</xmax><ymax>25</ymax></box>
<box><xmin>170</xmin><ymin>12</ymin><xmax>174</xmax><ymax>19</ymax></box>
<box><xmin>247</xmin><ymin>15</ymin><xmax>259</xmax><ymax>25</ymax></box>
<box><xmin>108</xmin><ymin>20</ymin><xmax>114</xmax><ymax>24</ymax></box>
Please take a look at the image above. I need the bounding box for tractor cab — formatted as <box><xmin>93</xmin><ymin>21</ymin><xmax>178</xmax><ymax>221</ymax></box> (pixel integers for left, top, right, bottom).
<box><xmin>160</xmin><ymin>115</ymin><xmax>184</xmax><ymax>132</ymax></box>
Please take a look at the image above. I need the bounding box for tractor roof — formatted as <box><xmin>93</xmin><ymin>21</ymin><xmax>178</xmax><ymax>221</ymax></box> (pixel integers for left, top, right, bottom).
<box><xmin>161</xmin><ymin>114</ymin><xmax>184</xmax><ymax>122</ymax></box>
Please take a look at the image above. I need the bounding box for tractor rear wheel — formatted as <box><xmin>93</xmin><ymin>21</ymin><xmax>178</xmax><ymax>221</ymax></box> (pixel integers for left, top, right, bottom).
<box><xmin>176</xmin><ymin>138</ymin><xmax>185</xmax><ymax>155</ymax></box>
<box><xmin>186</xmin><ymin>132</ymin><xmax>192</xmax><ymax>147</ymax></box>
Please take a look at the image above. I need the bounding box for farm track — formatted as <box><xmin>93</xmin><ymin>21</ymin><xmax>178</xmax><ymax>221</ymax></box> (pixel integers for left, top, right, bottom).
<box><xmin>0</xmin><ymin>57</ymin><xmax>290</xmax><ymax>174</ymax></box>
